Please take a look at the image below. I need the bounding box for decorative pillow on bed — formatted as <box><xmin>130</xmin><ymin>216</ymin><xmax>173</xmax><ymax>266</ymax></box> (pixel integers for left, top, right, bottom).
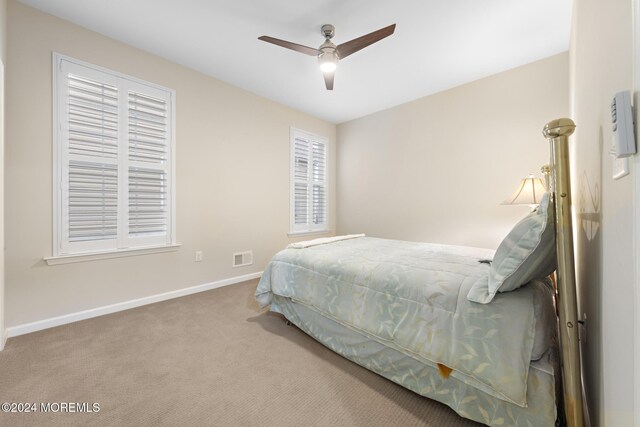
<box><xmin>467</xmin><ymin>192</ymin><xmax>556</xmax><ymax>304</ymax></box>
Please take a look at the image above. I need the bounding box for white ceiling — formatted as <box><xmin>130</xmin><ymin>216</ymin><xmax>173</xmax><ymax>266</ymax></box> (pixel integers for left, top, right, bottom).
<box><xmin>19</xmin><ymin>0</ymin><xmax>572</xmax><ymax>124</ymax></box>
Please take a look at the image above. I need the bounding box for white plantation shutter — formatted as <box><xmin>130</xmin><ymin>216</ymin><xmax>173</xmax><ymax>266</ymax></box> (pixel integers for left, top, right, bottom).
<box><xmin>67</xmin><ymin>161</ymin><xmax>118</xmax><ymax>244</ymax></box>
<box><xmin>290</xmin><ymin>129</ymin><xmax>328</xmax><ymax>233</ymax></box>
<box><xmin>128</xmin><ymin>167</ymin><xmax>167</xmax><ymax>236</ymax></box>
<box><xmin>126</xmin><ymin>86</ymin><xmax>171</xmax><ymax>246</ymax></box>
<box><xmin>311</xmin><ymin>141</ymin><xmax>327</xmax><ymax>226</ymax></box>
<box><xmin>293</xmin><ymin>136</ymin><xmax>309</xmax><ymax>226</ymax></box>
<box><xmin>55</xmin><ymin>55</ymin><xmax>175</xmax><ymax>256</ymax></box>
<box><xmin>66</xmin><ymin>75</ymin><xmax>119</xmax><ymax>245</ymax></box>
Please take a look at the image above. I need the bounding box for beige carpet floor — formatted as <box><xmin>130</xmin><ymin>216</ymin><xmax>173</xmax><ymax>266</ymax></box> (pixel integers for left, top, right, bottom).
<box><xmin>0</xmin><ymin>279</ymin><xmax>481</xmax><ymax>427</ymax></box>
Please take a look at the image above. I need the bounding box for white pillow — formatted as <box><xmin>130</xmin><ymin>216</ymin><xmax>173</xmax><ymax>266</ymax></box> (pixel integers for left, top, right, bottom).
<box><xmin>467</xmin><ymin>192</ymin><xmax>556</xmax><ymax>304</ymax></box>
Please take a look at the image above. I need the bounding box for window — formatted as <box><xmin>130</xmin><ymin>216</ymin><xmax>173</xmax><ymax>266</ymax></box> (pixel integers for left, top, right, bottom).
<box><xmin>290</xmin><ymin>128</ymin><xmax>328</xmax><ymax>234</ymax></box>
<box><xmin>53</xmin><ymin>54</ymin><xmax>175</xmax><ymax>257</ymax></box>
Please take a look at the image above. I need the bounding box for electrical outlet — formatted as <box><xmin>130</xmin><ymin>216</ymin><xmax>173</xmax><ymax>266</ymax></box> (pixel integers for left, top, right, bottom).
<box><xmin>195</xmin><ymin>251</ymin><xmax>203</xmax><ymax>262</ymax></box>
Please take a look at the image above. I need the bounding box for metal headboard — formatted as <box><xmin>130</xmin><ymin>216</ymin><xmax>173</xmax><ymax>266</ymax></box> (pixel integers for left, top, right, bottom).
<box><xmin>542</xmin><ymin>118</ymin><xmax>585</xmax><ymax>427</ymax></box>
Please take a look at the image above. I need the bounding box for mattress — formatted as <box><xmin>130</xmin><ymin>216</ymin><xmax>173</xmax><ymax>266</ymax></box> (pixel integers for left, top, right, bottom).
<box><xmin>255</xmin><ymin>237</ymin><xmax>556</xmax><ymax>408</ymax></box>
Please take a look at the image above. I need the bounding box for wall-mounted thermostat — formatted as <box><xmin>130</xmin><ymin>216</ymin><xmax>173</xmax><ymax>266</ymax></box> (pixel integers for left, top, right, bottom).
<box><xmin>611</xmin><ymin>90</ymin><xmax>636</xmax><ymax>158</ymax></box>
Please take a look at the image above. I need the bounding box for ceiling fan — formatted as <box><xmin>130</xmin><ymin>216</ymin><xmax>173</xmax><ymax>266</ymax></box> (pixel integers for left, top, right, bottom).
<box><xmin>258</xmin><ymin>23</ymin><xmax>396</xmax><ymax>90</ymax></box>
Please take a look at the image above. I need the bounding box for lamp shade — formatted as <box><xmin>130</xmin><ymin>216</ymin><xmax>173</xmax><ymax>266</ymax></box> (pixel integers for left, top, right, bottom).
<box><xmin>503</xmin><ymin>175</ymin><xmax>547</xmax><ymax>207</ymax></box>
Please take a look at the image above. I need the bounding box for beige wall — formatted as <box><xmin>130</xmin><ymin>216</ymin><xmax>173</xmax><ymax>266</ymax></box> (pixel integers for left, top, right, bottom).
<box><xmin>336</xmin><ymin>53</ymin><xmax>569</xmax><ymax>249</ymax></box>
<box><xmin>5</xmin><ymin>1</ymin><xmax>336</xmax><ymax>328</ymax></box>
<box><xmin>0</xmin><ymin>0</ymin><xmax>5</xmax><ymax>61</ymax></box>
<box><xmin>0</xmin><ymin>0</ymin><xmax>6</xmax><ymax>345</ymax></box>
<box><xmin>570</xmin><ymin>0</ymin><xmax>636</xmax><ymax>425</ymax></box>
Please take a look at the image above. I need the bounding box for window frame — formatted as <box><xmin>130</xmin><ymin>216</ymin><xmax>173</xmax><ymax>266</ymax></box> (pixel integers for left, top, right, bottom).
<box><xmin>51</xmin><ymin>53</ymin><xmax>177</xmax><ymax>260</ymax></box>
<box><xmin>289</xmin><ymin>127</ymin><xmax>329</xmax><ymax>235</ymax></box>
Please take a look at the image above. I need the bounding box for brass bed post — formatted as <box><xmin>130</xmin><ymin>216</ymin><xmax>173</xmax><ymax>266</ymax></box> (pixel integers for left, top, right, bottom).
<box><xmin>542</xmin><ymin>118</ymin><xmax>585</xmax><ymax>427</ymax></box>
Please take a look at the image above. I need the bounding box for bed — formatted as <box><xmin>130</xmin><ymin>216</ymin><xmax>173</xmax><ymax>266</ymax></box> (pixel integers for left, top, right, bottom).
<box><xmin>255</xmin><ymin>119</ymin><xmax>585</xmax><ymax>427</ymax></box>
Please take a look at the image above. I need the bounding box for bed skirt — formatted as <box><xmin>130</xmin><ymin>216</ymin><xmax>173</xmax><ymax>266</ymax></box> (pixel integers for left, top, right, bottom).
<box><xmin>271</xmin><ymin>295</ymin><xmax>557</xmax><ymax>427</ymax></box>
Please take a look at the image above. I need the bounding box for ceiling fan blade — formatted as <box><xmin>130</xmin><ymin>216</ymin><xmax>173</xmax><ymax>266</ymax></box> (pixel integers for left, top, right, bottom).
<box><xmin>258</xmin><ymin>36</ymin><xmax>319</xmax><ymax>56</ymax></box>
<box><xmin>336</xmin><ymin>24</ymin><xmax>396</xmax><ymax>59</ymax></box>
<box><xmin>323</xmin><ymin>71</ymin><xmax>334</xmax><ymax>90</ymax></box>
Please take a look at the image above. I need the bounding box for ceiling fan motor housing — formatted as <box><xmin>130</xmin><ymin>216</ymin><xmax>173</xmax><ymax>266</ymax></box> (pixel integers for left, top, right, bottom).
<box><xmin>321</xmin><ymin>24</ymin><xmax>335</xmax><ymax>40</ymax></box>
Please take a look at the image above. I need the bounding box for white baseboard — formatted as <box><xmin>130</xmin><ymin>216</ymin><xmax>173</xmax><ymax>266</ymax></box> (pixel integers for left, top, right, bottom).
<box><xmin>6</xmin><ymin>271</ymin><xmax>263</xmax><ymax>339</ymax></box>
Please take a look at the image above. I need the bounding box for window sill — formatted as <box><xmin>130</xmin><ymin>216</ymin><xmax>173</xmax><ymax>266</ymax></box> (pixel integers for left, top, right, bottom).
<box><xmin>44</xmin><ymin>243</ymin><xmax>182</xmax><ymax>266</ymax></box>
<box><xmin>287</xmin><ymin>230</ymin><xmax>332</xmax><ymax>238</ymax></box>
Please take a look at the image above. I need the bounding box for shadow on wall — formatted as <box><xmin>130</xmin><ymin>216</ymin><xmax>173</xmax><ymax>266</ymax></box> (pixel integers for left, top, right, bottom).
<box><xmin>574</xmin><ymin>128</ymin><xmax>603</xmax><ymax>427</ymax></box>
<box><xmin>578</xmin><ymin>170</ymin><xmax>600</xmax><ymax>241</ymax></box>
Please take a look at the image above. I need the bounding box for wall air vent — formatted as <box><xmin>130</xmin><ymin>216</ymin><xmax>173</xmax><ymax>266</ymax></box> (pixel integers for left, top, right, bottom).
<box><xmin>233</xmin><ymin>251</ymin><xmax>253</xmax><ymax>268</ymax></box>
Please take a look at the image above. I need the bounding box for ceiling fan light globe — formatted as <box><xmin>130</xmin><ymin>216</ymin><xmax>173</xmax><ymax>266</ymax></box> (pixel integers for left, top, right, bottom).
<box><xmin>320</xmin><ymin>61</ymin><xmax>337</xmax><ymax>73</ymax></box>
<box><xmin>318</xmin><ymin>49</ymin><xmax>338</xmax><ymax>73</ymax></box>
